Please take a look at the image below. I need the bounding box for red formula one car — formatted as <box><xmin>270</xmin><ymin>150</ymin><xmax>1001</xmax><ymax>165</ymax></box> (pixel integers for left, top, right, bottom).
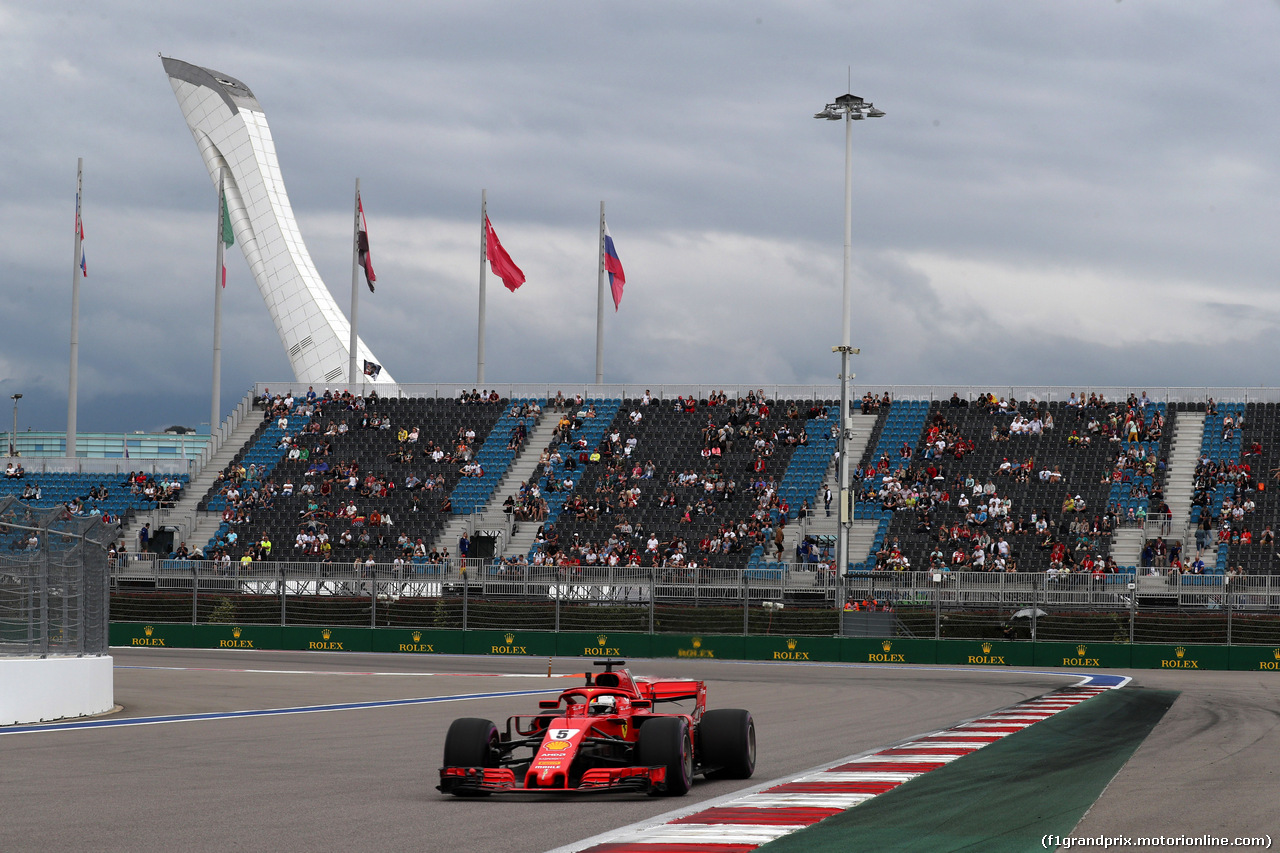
<box><xmin>438</xmin><ymin>660</ymin><xmax>755</xmax><ymax>796</ymax></box>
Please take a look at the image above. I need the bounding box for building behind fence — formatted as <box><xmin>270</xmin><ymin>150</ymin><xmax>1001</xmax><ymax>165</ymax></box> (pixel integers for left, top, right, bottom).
<box><xmin>0</xmin><ymin>497</ymin><xmax>114</xmax><ymax>656</ymax></box>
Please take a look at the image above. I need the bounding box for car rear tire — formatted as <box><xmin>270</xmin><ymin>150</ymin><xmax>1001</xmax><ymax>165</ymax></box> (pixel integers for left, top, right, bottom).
<box><xmin>699</xmin><ymin>709</ymin><xmax>756</xmax><ymax>779</ymax></box>
<box><xmin>442</xmin><ymin>717</ymin><xmax>499</xmax><ymax>797</ymax></box>
<box><xmin>637</xmin><ymin>717</ymin><xmax>693</xmax><ymax>796</ymax></box>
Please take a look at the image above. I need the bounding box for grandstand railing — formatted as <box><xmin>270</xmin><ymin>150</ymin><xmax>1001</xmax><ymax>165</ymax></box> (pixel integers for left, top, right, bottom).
<box><xmin>192</xmin><ymin>388</ymin><xmax>257</xmax><ymax>481</ymax></box>
<box><xmin>1142</xmin><ymin>513</ymin><xmax>1175</xmax><ymax>538</ymax></box>
<box><xmin>253</xmin><ymin>382</ymin><xmax>1280</xmax><ymax>405</ymax></box>
<box><xmin>108</xmin><ymin>559</ymin><xmax>1280</xmax><ymax>611</ymax></box>
<box><xmin>0</xmin><ymin>457</ymin><xmax>189</xmax><ymax>475</ymax></box>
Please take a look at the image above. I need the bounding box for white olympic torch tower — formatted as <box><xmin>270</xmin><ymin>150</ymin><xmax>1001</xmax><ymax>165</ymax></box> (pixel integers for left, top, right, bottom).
<box><xmin>162</xmin><ymin>57</ymin><xmax>393</xmax><ymax>386</ymax></box>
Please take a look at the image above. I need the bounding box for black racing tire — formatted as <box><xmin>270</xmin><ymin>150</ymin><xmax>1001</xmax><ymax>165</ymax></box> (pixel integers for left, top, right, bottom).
<box><xmin>442</xmin><ymin>717</ymin><xmax>499</xmax><ymax>797</ymax></box>
<box><xmin>699</xmin><ymin>709</ymin><xmax>756</xmax><ymax>780</ymax></box>
<box><xmin>637</xmin><ymin>717</ymin><xmax>693</xmax><ymax>796</ymax></box>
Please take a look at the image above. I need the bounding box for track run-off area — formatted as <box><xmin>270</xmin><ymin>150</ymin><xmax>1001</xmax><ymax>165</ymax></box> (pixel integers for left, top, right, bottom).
<box><xmin>4</xmin><ymin>649</ymin><xmax>1279</xmax><ymax>852</ymax></box>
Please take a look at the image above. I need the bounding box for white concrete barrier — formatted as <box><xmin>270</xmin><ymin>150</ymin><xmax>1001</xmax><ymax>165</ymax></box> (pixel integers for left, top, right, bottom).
<box><xmin>0</xmin><ymin>656</ymin><xmax>114</xmax><ymax>726</ymax></box>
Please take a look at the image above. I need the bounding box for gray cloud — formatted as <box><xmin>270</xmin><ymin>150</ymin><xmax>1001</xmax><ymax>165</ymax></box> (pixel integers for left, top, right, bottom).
<box><xmin>1</xmin><ymin>1</ymin><xmax>1278</xmax><ymax>434</ymax></box>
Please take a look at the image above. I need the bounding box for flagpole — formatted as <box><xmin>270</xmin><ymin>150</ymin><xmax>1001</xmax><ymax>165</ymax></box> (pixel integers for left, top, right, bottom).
<box><xmin>349</xmin><ymin>178</ymin><xmax>361</xmax><ymax>387</ymax></box>
<box><xmin>477</xmin><ymin>189</ymin><xmax>487</xmax><ymax>386</ymax></box>
<box><xmin>594</xmin><ymin>200</ymin><xmax>606</xmax><ymax>385</ymax></box>
<box><xmin>66</xmin><ymin>157</ymin><xmax>83</xmax><ymax>459</ymax></box>
<box><xmin>212</xmin><ymin>167</ymin><xmax>225</xmax><ymax>439</ymax></box>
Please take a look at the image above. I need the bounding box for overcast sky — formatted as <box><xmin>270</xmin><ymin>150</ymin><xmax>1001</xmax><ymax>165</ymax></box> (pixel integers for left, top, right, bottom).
<box><xmin>2</xmin><ymin>1</ymin><xmax>1278</xmax><ymax>433</ymax></box>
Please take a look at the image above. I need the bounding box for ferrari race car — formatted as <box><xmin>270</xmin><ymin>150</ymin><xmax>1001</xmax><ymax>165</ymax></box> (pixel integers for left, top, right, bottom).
<box><xmin>438</xmin><ymin>660</ymin><xmax>755</xmax><ymax>796</ymax></box>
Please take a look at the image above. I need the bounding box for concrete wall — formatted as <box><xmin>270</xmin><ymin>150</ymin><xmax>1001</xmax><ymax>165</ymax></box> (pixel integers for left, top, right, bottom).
<box><xmin>0</xmin><ymin>656</ymin><xmax>114</xmax><ymax>726</ymax></box>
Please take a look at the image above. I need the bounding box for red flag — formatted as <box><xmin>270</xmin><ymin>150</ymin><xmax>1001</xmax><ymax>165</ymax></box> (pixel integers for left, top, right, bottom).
<box><xmin>485</xmin><ymin>216</ymin><xmax>526</xmax><ymax>292</ymax></box>
<box><xmin>357</xmin><ymin>194</ymin><xmax>376</xmax><ymax>292</ymax></box>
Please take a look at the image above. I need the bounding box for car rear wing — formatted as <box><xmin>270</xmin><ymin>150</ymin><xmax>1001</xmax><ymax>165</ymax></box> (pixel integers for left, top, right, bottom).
<box><xmin>637</xmin><ymin>679</ymin><xmax>706</xmax><ymax>713</ymax></box>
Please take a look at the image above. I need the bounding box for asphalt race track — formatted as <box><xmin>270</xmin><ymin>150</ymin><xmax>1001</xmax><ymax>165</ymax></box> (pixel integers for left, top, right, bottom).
<box><xmin>3</xmin><ymin>649</ymin><xmax>1278</xmax><ymax>852</ymax></box>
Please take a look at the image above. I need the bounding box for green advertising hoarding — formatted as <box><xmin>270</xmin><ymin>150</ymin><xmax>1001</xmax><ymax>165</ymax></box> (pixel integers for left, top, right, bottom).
<box><xmin>1229</xmin><ymin>645</ymin><xmax>1280</xmax><ymax>671</ymax></box>
<box><xmin>1128</xmin><ymin>643</ymin><xmax>1228</xmax><ymax>671</ymax></box>
<box><xmin>743</xmin><ymin>635</ymin><xmax>843</xmax><ymax>663</ymax></box>
<box><xmin>279</xmin><ymin>625</ymin><xmax>372</xmax><ymax>653</ymax></box>
<box><xmin>463</xmin><ymin>629</ymin><xmax>558</xmax><ymax>656</ymax></box>
<box><xmin>555</xmin><ymin>631</ymin><xmax>652</xmax><ymax>660</ymax></box>
<box><xmin>194</xmin><ymin>624</ymin><xmax>282</xmax><ymax>651</ymax></box>
<box><xmin>111</xmin><ymin>622</ymin><xmax>195</xmax><ymax>649</ymax></box>
<box><xmin>648</xmin><ymin>633</ymin><xmax>745</xmax><ymax>661</ymax></box>
<box><xmin>371</xmin><ymin>628</ymin><xmax>465</xmax><ymax>655</ymax></box>
<box><xmin>842</xmin><ymin>637</ymin><xmax>937</xmax><ymax>665</ymax></box>
<box><xmin>935</xmin><ymin>639</ymin><xmax>1034</xmax><ymax>667</ymax></box>
<box><xmin>1033</xmin><ymin>641</ymin><xmax>1131</xmax><ymax>669</ymax></box>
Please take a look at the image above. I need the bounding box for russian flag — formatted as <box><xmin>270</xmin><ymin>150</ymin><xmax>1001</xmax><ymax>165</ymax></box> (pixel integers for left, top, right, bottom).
<box><xmin>604</xmin><ymin>223</ymin><xmax>625</xmax><ymax>310</ymax></box>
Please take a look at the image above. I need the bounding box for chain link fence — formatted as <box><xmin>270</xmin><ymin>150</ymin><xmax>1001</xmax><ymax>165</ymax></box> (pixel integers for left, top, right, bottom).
<box><xmin>0</xmin><ymin>497</ymin><xmax>114</xmax><ymax>656</ymax></box>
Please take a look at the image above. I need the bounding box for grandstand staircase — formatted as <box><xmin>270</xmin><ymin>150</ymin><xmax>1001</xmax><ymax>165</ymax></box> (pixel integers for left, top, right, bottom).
<box><xmin>1164</xmin><ymin>412</ymin><xmax>1208</xmax><ymax>561</ymax></box>
<box><xmin>435</xmin><ymin>413</ymin><xmax>560</xmax><ymax>560</ymax></box>
<box><xmin>122</xmin><ymin>413</ymin><xmax>266</xmax><ymax>553</ymax></box>
<box><xmin>777</xmin><ymin>413</ymin><xmax>878</xmax><ymax>564</ymax></box>
<box><xmin>1109</xmin><ymin>413</ymin><xmax>1206</xmax><ymax>571</ymax></box>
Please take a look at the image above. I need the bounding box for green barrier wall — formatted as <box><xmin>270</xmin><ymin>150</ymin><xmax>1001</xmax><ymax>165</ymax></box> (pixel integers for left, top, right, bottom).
<box><xmin>1129</xmin><ymin>643</ymin><xmax>1228</xmax><ymax>671</ymax></box>
<box><xmin>934</xmin><ymin>639</ymin><xmax>1034</xmax><ymax>667</ymax></box>
<box><xmin>110</xmin><ymin>623</ymin><xmax>1280</xmax><ymax>672</ymax></box>
<box><xmin>463</xmin><ymin>629</ymin><xmax>557</xmax><ymax>657</ymax></box>
<box><xmin>743</xmin><ymin>635</ymin><xmax>843</xmax><ymax>663</ymax></box>
<box><xmin>371</xmin><ymin>628</ymin><xmax>464</xmax><ymax>655</ymax></box>
<box><xmin>280</xmin><ymin>625</ymin><xmax>372</xmax><ymax>653</ymax></box>
<box><xmin>199</xmin><ymin>624</ymin><xmax>281</xmax><ymax>651</ymax></box>
<box><xmin>648</xmin><ymin>633</ymin><xmax>744</xmax><ymax>660</ymax></box>
<box><xmin>1033</xmin><ymin>641</ymin><xmax>1132</xmax><ymax>669</ymax></box>
<box><xmin>842</xmin><ymin>637</ymin><xmax>937</xmax><ymax>665</ymax></box>
<box><xmin>1229</xmin><ymin>645</ymin><xmax>1280</xmax><ymax>671</ymax></box>
<box><xmin>555</xmin><ymin>631</ymin><xmax>652</xmax><ymax>660</ymax></box>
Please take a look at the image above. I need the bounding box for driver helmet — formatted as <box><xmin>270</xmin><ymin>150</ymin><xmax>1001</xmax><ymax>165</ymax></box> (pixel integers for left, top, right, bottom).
<box><xmin>588</xmin><ymin>694</ymin><xmax>617</xmax><ymax>715</ymax></box>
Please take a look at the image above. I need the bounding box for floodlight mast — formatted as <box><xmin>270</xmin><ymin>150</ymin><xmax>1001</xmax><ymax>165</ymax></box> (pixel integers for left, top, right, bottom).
<box><xmin>9</xmin><ymin>393</ymin><xmax>22</xmax><ymax>457</ymax></box>
<box><xmin>814</xmin><ymin>92</ymin><xmax>882</xmax><ymax>582</ymax></box>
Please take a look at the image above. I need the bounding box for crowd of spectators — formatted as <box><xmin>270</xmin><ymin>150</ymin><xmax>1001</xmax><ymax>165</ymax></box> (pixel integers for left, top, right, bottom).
<box><xmin>866</xmin><ymin>405</ymin><xmax>1143</xmax><ymax>574</ymax></box>
<box><xmin>523</xmin><ymin>390</ymin><xmax>816</xmax><ymax>571</ymax></box>
<box><xmin>197</xmin><ymin>387</ymin><xmax>513</xmax><ymax>563</ymax></box>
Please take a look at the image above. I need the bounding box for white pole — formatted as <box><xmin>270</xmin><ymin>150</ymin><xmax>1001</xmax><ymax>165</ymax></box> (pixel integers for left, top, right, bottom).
<box><xmin>67</xmin><ymin>158</ymin><xmax>83</xmax><ymax>459</ymax></box>
<box><xmin>836</xmin><ymin>109</ymin><xmax>853</xmax><ymax>577</ymax></box>
<box><xmin>349</xmin><ymin>178</ymin><xmax>361</xmax><ymax>387</ymax></box>
<box><xmin>211</xmin><ymin>168</ymin><xmax>225</xmax><ymax>439</ymax></box>
<box><xmin>477</xmin><ymin>189</ymin><xmax>487</xmax><ymax>385</ymax></box>
<box><xmin>594</xmin><ymin>200</ymin><xmax>605</xmax><ymax>385</ymax></box>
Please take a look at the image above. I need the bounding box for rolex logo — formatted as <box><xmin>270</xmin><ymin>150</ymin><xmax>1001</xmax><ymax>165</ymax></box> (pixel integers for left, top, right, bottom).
<box><xmin>882</xmin><ymin>640</ymin><xmax>892</xmax><ymax>652</ymax></box>
<box><xmin>692</xmin><ymin>637</ymin><xmax>702</xmax><ymax>648</ymax></box>
<box><xmin>412</xmin><ymin>631</ymin><xmax>422</xmax><ymax>642</ymax></box>
<box><xmin>322</xmin><ymin>628</ymin><xmax>332</xmax><ymax>640</ymax></box>
<box><xmin>505</xmin><ymin>633</ymin><xmax>515</xmax><ymax>644</ymax></box>
<box><xmin>1077</xmin><ymin>644</ymin><xmax>1088</xmax><ymax>656</ymax></box>
<box><xmin>1273</xmin><ymin>649</ymin><xmax>1280</xmax><ymax>660</ymax></box>
<box><xmin>786</xmin><ymin>638</ymin><xmax>798</xmax><ymax>650</ymax></box>
<box><xmin>1175</xmin><ymin>646</ymin><xmax>1186</xmax><ymax>659</ymax></box>
<box><xmin>233</xmin><ymin>627</ymin><xmax>242</xmax><ymax>638</ymax></box>
<box><xmin>597</xmin><ymin>634</ymin><xmax>608</xmax><ymax>646</ymax></box>
<box><xmin>144</xmin><ymin>625</ymin><xmax>154</xmax><ymax>637</ymax></box>
<box><xmin>981</xmin><ymin>642</ymin><xmax>992</xmax><ymax>654</ymax></box>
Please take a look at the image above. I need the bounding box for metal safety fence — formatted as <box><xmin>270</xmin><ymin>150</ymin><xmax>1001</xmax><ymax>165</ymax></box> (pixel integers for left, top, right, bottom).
<box><xmin>0</xmin><ymin>498</ymin><xmax>114</xmax><ymax>656</ymax></box>
<box><xmin>108</xmin><ymin>558</ymin><xmax>1280</xmax><ymax>643</ymax></box>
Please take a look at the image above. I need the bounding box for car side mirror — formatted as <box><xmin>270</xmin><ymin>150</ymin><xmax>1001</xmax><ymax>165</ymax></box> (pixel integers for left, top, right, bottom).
<box><xmin>538</xmin><ymin>700</ymin><xmax>560</xmax><ymax>710</ymax></box>
<box><xmin>630</xmin><ymin>700</ymin><xmax>651</xmax><ymax>709</ymax></box>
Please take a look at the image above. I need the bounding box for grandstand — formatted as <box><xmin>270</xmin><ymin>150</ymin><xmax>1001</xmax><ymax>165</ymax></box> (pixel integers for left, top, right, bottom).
<box><xmin>103</xmin><ymin>385</ymin><xmax>1280</xmax><ymax>597</ymax></box>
